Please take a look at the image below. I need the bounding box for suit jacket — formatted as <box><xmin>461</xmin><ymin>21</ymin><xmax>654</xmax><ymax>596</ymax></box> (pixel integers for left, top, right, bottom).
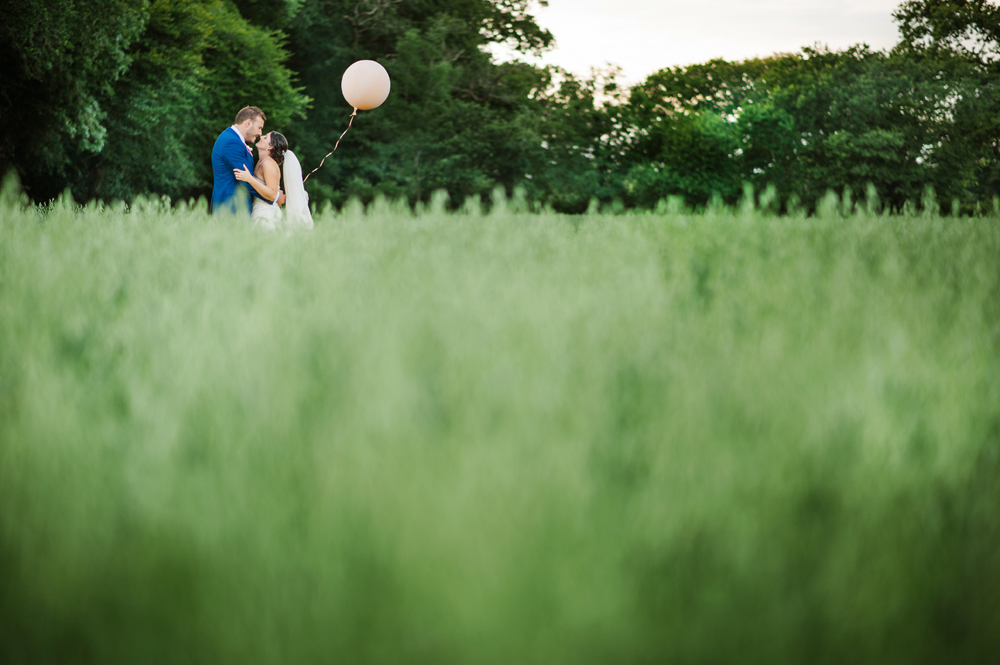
<box><xmin>211</xmin><ymin>127</ymin><xmax>266</xmax><ymax>215</ymax></box>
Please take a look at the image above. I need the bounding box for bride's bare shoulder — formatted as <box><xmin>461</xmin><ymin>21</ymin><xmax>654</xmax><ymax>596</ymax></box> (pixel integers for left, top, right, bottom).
<box><xmin>260</xmin><ymin>156</ymin><xmax>280</xmax><ymax>175</ymax></box>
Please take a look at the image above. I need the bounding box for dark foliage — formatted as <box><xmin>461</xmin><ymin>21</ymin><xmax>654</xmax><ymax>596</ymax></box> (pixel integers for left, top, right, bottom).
<box><xmin>1</xmin><ymin>0</ymin><xmax>998</xmax><ymax>213</ymax></box>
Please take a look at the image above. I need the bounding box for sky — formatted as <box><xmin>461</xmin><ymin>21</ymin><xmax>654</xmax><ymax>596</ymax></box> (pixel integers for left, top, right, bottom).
<box><xmin>499</xmin><ymin>0</ymin><xmax>905</xmax><ymax>84</ymax></box>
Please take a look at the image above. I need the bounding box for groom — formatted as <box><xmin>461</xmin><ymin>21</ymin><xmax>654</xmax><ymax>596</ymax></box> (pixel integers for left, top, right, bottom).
<box><xmin>211</xmin><ymin>106</ymin><xmax>284</xmax><ymax>215</ymax></box>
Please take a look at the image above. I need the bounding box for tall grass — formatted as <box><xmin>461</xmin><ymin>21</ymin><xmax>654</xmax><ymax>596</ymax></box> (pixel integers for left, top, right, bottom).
<box><xmin>1</xmin><ymin>192</ymin><xmax>999</xmax><ymax>663</ymax></box>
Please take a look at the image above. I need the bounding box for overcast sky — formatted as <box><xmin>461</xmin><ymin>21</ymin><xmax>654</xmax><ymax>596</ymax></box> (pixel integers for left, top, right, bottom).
<box><xmin>504</xmin><ymin>0</ymin><xmax>904</xmax><ymax>84</ymax></box>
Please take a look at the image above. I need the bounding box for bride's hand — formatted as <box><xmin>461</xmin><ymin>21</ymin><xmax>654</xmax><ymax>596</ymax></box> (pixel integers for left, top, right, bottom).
<box><xmin>233</xmin><ymin>165</ymin><xmax>253</xmax><ymax>182</ymax></box>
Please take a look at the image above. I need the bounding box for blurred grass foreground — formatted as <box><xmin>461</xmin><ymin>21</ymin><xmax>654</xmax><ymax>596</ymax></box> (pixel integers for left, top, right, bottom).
<box><xmin>1</xmin><ymin>188</ymin><xmax>999</xmax><ymax>663</ymax></box>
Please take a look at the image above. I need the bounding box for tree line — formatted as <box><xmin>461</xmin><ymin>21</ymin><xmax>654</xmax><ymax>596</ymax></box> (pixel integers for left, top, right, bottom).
<box><xmin>2</xmin><ymin>0</ymin><xmax>998</xmax><ymax>213</ymax></box>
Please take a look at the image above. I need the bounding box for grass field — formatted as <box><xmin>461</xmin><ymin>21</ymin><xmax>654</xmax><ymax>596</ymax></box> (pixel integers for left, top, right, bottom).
<box><xmin>1</xmin><ymin>189</ymin><xmax>999</xmax><ymax>663</ymax></box>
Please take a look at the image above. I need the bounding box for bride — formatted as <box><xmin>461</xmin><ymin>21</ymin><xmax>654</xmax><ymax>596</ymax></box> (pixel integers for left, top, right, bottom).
<box><xmin>235</xmin><ymin>131</ymin><xmax>313</xmax><ymax>230</ymax></box>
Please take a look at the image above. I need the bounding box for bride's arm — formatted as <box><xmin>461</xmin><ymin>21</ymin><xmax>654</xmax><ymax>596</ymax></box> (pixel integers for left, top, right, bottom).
<box><xmin>234</xmin><ymin>161</ymin><xmax>279</xmax><ymax>201</ymax></box>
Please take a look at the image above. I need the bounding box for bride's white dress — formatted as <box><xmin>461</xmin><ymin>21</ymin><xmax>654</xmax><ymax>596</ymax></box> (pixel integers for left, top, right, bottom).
<box><xmin>251</xmin><ymin>190</ymin><xmax>283</xmax><ymax>230</ymax></box>
<box><xmin>249</xmin><ymin>150</ymin><xmax>313</xmax><ymax>231</ymax></box>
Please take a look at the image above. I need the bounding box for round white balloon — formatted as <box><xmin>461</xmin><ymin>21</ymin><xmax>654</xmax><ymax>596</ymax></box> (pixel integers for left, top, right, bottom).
<box><xmin>341</xmin><ymin>60</ymin><xmax>391</xmax><ymax>111</ymax></box>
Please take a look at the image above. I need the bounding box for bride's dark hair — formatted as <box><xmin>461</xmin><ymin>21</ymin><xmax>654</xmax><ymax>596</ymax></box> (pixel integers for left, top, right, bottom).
<box><xmin>269</xmin><ymin>131</ymin><xmax>289</xmax><ymax>166</ymax></box>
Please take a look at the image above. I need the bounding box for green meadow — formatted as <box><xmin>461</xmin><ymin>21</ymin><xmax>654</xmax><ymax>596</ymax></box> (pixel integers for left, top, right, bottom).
<box><xmin>1</xmin><ymin>190</ymin><xmax>999</xmax><ymax>663</ymax></box>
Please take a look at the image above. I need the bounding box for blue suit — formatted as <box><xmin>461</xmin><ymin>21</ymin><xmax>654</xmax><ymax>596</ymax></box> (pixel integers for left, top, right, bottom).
<box><xmin>211</xmin><ymin>127</ymin><xmax>266</xmax><ymax>215</ymax></box>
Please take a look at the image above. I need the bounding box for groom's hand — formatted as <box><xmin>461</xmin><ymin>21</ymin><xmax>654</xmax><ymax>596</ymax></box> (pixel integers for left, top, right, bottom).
<box><xmin>277</xmin><ymin>191</ymin><xmax>286</xmax><ymax>206</ymax></box>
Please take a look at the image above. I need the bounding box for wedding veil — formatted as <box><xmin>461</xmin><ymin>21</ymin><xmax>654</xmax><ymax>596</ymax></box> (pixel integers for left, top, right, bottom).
<box><xmin>283</xmin><ymin>150</ymin><xmax>314</xmax><ymax>229</ymax></box>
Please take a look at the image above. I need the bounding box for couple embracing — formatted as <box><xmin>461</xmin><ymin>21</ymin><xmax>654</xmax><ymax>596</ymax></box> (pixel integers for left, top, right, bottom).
<box><xmin>210</xmin><ymin>106</ymin><xmax>313</xmax><ymax>229</ymax></box>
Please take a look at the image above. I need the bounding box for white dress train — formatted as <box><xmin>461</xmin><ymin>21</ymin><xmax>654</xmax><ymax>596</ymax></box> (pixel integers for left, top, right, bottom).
<box><xmin>282</xmin><ymin>150</ymin><xmax>313</xmax><ymax>229</ymax></box>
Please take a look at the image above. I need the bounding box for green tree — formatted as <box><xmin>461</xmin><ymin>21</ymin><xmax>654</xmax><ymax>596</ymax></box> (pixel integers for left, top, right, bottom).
<box><xmin>894</xmin><ymin>0</ymin><xmax>1000</xmax><ymax>61</ymax></box>
<box><xmin>892</xmin><ymin>0</ymin><xmax>1000</xmax><ymax>208</ymax></box>
<box><xmin>0</xmin><ymin>0</ymin><xmax>149</xmax><ymax>198</ymax></box>
<box><xmin>286</xmin><ymin>0</ymin><xmax>554</xmax><ymax>207</ymax></box>
<box><xmin>622</xmin><ymin>111</ymin><xmax>741</xmax><ymax>209</ymax></box>
<box><xmin>509</xmin><ymin>67</ymin><xmax>628</xmax><ymax>213</ymax></box>
<box><xmin>2</xmin><ymin>0</ymin><xmax>309</xmax><ymax>202</ymax></box>
<box><xmin>621</xmin><ymin>39</ymin><xmax>999</xmax><ymax>212</ymax></box>
<box><xmin>78</xmin><ymin>0</ymin><xmax>310</xmax><ymax>202</ymax></box>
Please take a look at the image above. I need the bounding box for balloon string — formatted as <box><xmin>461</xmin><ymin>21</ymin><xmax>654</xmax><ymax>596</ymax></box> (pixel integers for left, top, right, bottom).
<box><xmin>303</xmin><ymin>107</ymin><xmax>358</xmax><ymax>183</ymax></box>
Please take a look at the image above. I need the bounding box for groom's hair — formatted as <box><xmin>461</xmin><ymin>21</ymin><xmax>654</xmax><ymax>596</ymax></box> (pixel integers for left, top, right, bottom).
<box><xmin>234</xmin><ymin>106</ymin><xmax>266</xmax><ymax>125</ymax></box>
